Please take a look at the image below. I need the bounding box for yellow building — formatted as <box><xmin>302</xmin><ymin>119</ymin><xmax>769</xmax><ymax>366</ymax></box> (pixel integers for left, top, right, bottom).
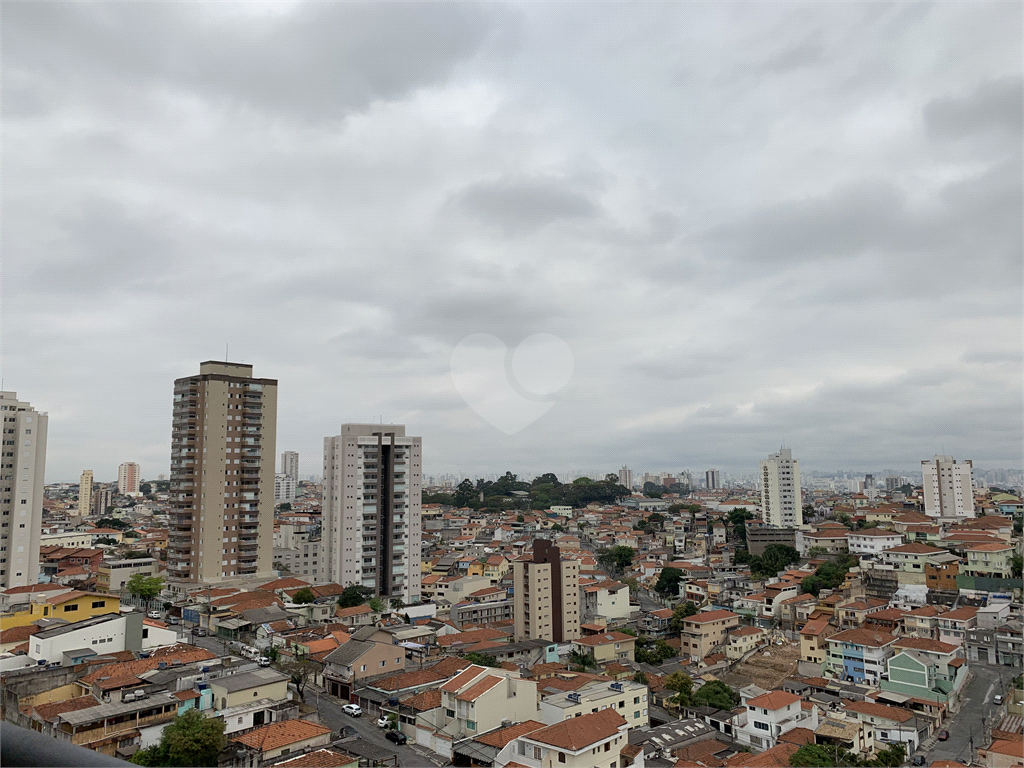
<box><xmin>1</xmin><ymin>591</ymin><xmax>120</xmax><ymax>631</ymax></box>
<box><xmin>799</xmin><ymin>617</ymin><xmax>835</xmax><ymax>668</ymax></box>
<box><xmin>570</xmin><ymin>631</ymin><xmax>635</xmax><ymax>664</ymax></box>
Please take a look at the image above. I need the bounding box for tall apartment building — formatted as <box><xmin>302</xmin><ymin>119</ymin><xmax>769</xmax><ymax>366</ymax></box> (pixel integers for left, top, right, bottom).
<box><xmin>93</xmin><ymin>487</ymin><xmax>113</xmax><ymax>516</ymax></box>
<box><xmin>513</xmin><ymin>539</ymin><xmax>580</xmax><ymax>643</ymax></box>
<box><xmin>167</xmin><ymin>361</ymin><xmax>278</xmax><ymax>590</ymax></box>
<box><xmin>921</xmin><ymin>456</ymin><xmax>975</xmax><ymax>519</ymax></box>
<box><xmin>274</xmin><ymin>473</ymin><xmax>296</xmax><ymax>503</ymax></box>
<box><xmin>322</xmin><ymin>424</ymin><xmax>422</xmax><ymax>604</ymax></box>
<box><xmin>0</xmin><ymin>392</ymin><xmax>48</xmax><ymax>589</ymax></box>
<box><xmin>281</xmin><ymin>451</ymin><xmax>299</xmax><ymax>482</ymax></box>
<box><xmin>705</xmin><ymin>469</ymin><xmax>720</xmax><ymax>490</ymax></box>
<box><xmin>760</xmin><ymin>448</ymin><xmax>802</xmax><ymax>527</ymax></box>
<box><xmin>118</xmin><ymin>462</ymin><xmax>141</xmax><ymax>495</ymax></box>
<box><xmin>617</xmin><ymin>465</ymin><xmax>633</xmax><ymax>489</ymax></box>
<box><xmin>79</xmin><ymin>470</ymin><xmax>94</xmax><ymax>517</ymax></box>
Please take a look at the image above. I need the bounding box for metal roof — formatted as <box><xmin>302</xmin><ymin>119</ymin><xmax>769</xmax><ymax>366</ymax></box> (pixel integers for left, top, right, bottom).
<box><xmin>209</xmin><ymin>668</ymin><xmax>288</xmax><ymax>693</ymax></box>
<box><xmin>57</xmin><ymin>692</ymin><xmax>179</xmax><ymax>726</ymax></box>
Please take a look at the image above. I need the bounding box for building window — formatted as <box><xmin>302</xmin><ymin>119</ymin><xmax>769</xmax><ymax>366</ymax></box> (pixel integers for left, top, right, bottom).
<box><xmin>64</xmin><ymin>604</ymin><xmax>79</xmax><ymax>612</ymax></box>
<box><xmin>558</xmin><ymin>752</ymin><xmax>566</xmax><ymax>763</ymax></box>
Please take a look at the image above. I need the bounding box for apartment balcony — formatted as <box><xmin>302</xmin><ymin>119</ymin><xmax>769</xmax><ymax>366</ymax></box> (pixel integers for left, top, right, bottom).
<box><xmin>238</xmin><ymin>563</ymin><xmax>258</xmax><ymax>575</ymax></box>
<box><xmin>168</xmin><ymin>564</ymin><xmax>191</xmax><ymax>578</ymax></box>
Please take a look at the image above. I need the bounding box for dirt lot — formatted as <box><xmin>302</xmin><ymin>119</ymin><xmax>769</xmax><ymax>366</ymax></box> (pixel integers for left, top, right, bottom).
<box><xmin>719</xmin><ymin>639</ymin><xmax>802</xmax><ymax>690</ymax></box>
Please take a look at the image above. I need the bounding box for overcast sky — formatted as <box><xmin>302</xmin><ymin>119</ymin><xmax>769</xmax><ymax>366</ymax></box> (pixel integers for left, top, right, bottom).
<box><xmin>3</xmin><ymin>2</ymin><xmax>1021</xmax><ymax>483</ymax></box>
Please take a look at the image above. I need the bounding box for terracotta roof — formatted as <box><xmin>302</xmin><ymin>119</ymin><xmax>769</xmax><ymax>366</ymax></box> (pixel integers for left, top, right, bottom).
<box><xmin>940</xmin><ymin>606</ymin><xmax>978</xmax><ymax>621</ymax></box>
<box><xmin>844</xmin><ymin>700</ymin><xmax>914</xmax><ymax>723</ymax></box>
<box><xmin>777</xmin><ymin>727</ymin><xmax>815</xmax><ymax>745</ymax></box>
<box><xmin>174</xmin><ymin>690</ymin><xmax>201</xmax><ymax>701</ymax></box>
<box><xmin>427</xmin><ymin>656</ymin><xmax>474</xmax><ymax>677</ymax></box>
<box><xmin>967</xmin><ymin>542</ymin><xmax>1013</xmax><ymax>551</ymax></box>
<box><xmin>31</xmin><ymin>695</ymin><xmax>99</xmax><ymax>721</ymax></box>
<box><xmin>45</xmin><ymin>590</ymin><xmax>96</xmax><ymax>605</ymax></box>
<box><xmin>573</xmin><ymin>631</ymin><xmax>634</xmax><ymax>647</ymax></box>
<box><xmin>96</xmin><ymin>673</ymin><xmax>145</xmax><ymax>691</ymax></box>
<box><xmin>439</xmin><ymin>665</ymin><xmax>489</xmax><ymax>693</ymax></box>
<box><xmin>800</xmin><ymin>618</ymin><xmax>832</xmax><ymax>636</ymax></box>
<box><xmin>885</xmin><ymin>542</ymin><xmax>944</xmax><ymax>554</ymax></box>
<box><xmin>894</xmin><ymin>637</ymin><xmax>959</xmax><ymax>654</ymax></box>
<box><xmin>258</xmin><ymin>577</ymin><xmax>313</xmax><ymax>592</ymax></box>
<box><xmin>0</xmin><ymin>624</ymin><xmax>41</xmax><ymax>644</ymax></box>
<box><xmin>729</xmin><ymin>626</ymin><xmax>764</xmax><ymax>638</ymax></box>
<box><xmin>525</xmin><ymin>708</ymin><xmax>627</xmax><ymax>750</ymax></box>
<box><xmin>232</xmin><ymin>719</ymin><xmax>331</xmax><ymax>752</ymax></box>
<box><xmin>436</xmin><ymin>627</ymin><xmax>509</xmax><ymax>647</ymax></box>
<box><xmin>1</xmin><ymin>584</ymin><xmax>70</xmax><ymax>595</ymax></box>
<box><xmin>724</xmin><ymin>742</ymin><xmax>798</xmax><ymax>767</ymax></box>
<box><xmin>81</xmin><ymin>644</ymin><xmax>216</xmax><ymax>684</ymax></box>
<box><xmin>335</xmin><ymin>604</ymin><xmax>373</xmax><ymax>618</ymax></box>
<box><xmin>982</xmin><ymin>740</ymin><xmax>1024</xmax><ymax>758</ymax></box>
<box><xmin>400</xmin><ymin>689</ymin><xmax>442</xmax><ymax>711</ymax></box>
<box><xmin>456</xmin><ymin>675</ymin><xmax>505</xmax><ymax>702</ymax></box>
<box><xmin>649</xmin><ymin>608</ymin><xmax>674</xmax><ymax>619</ymax></box>
<box><xmin>275</xmin><ymin>749</ymin><xmax>358</xmax><ymax>768</ymax></box>
<box><xmin>745</xmin><ymin>690</ymin><xmax>801</xmax><ymax>710</ymax></box>
<box><xmin>474</xmin><ymin>720</ymin><xmax>546</xmax><ymax>748</ymax></box>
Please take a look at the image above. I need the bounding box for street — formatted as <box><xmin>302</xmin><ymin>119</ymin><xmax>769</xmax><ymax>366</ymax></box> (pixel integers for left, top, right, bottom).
<box><xmin>921</xmin><ymin>663</ymin><xmax>1018</xmax><ymax>765</ymax></box>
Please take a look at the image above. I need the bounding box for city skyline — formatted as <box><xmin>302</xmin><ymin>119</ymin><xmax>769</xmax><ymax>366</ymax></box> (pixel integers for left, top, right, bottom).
<box><xmin>4</xmin><ymin>2</ymin><xmax>1021</xmax><ymax>483</ymax></box>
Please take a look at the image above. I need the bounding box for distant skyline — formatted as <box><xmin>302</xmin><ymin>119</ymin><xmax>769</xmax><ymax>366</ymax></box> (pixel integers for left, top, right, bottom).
<box><xmin>4</xmin><ymin>2</ymin><xmax>1021</xmax><ymax>483</ymax></box>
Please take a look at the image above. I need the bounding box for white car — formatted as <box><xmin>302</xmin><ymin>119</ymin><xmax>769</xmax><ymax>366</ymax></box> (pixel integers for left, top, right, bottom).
<box><xmin>375</xmin><ymin>716</ymin><xmax>390</xmax><ymax>728</ymax></box>
<box><xmin>257</xmin><ymin>657</ymin><xmax>271</xmax><ymax>667</ymax></box>
<box><xmin>147</xmin><ymin>610</ymin><xmax>162</xmax><ymax>619</ymax></box>
<box><xmin>342</xmin><ymin>704</ymin><xmax>362</xmax><ymax>717</ymax></box>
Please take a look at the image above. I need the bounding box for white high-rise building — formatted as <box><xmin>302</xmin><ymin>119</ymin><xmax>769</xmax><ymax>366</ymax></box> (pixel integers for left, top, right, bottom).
<box><xmin>118</xmin><ymin>462</ymin><xmax>141</xmax><ymax>495</ymax></box>
<box><xmin>322</xmin><ymin>424</ymin><xmax>422</xmax><ymax>605</ymax></box>
<box><xmin>281</xmin><ymin>451</ymin><xmax>299</xmax><ymax>482</ymax></box>
<box><xmin>0</xmin><ymin>392</ymin><xmax>48</xmax><ymax>589</ymax></box>
<box><xmin>760</xmin><ymin>448</ymin><xmax>802</xmax><ymax>527</ymax></box>
<box><xmin>705</xmin><ymin>469</ymin><xmax>721</xmax><ymax>490</ymax></box>
<box><xmin>274</xmin><ymin>473</ymin><xmax>296</xmax><ymax>503</ymax></box>
<box><xmin>618</xmin><ymin>465</ymin><xmax>633</xmax><ymax>489</ymax></box>
<box><xmin>79</xmin><ymin>470</ymin><xmax>94</xmax><ymax>517</ymax></box>
<box><xmin>921</xmin><ymin>456</ymin><xmax>975</xmax><ymax>520</ymax></box>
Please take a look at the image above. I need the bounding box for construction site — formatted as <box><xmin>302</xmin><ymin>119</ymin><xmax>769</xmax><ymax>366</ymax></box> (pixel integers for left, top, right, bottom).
<box><xmin>718</xmin><ymin>638</ymin><xmax>803</xmax><ymax>691</ymax></box>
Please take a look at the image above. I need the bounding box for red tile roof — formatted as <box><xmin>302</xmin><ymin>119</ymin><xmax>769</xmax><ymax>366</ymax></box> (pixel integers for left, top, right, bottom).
<box><xmin>474</xmin><ymin>720</ymin><xmax>546</xmax><ymax>748</ymax></box>
<box><xmin>844</xmin><ymin>700</ymin><xmax>914</xmax><ymax>723</ymax></box>
<box><xmin>684</xmin><ymin>610</ymin><xmax>740</xmax><ymax>624</ymax></box>
<box><xmin>745</xmin><ymin>690</ymin><xmax>801</xmax><ymax>710</ymax></box>
<box><xmin>525</xmin><ymin>708</ymin><xmax>627</xmax><ymax>750</ymax></box>
<box><xmin>232</xmin><ymin>719</ymin><xmax>331</xmax><ymax>752</ymax></box>
<box><xmin>275</xmin><ymin>749</ymin><xmax>358</xmax><ymax>768</ymax></box>
<box><xmin>894</xmin><ymin>637</ymin><xmax>959</xmax><ymax>654</ymax></box>
<box><xmin>825</xmin><ymin>628</ymin><xmax>897</xmax><ymax>648</ymax></box>
<box><xmin>456</xmin><ymin>675</ymin><xmax>505</xmax><ymax>702</ymax></box>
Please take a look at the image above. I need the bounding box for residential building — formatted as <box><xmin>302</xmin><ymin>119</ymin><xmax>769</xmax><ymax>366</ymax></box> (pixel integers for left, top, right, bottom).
<box><xmin>727</xmin><ymin>626</ymin><xmax>765</xmax><ymax>660</ymax></box>
<box><xmin>209</xmin><ymin>667</ymin><xmax>290</xmax><ymax>712</ymax></box>
<box><xmin>79</xmin><ymin>470</ymin><xmax>93</xmax><ymax>517</ymax></box>
<box><xmin>322</xmin><ymin>424</ymin><xmax>423</xmax><ymax>605</ymax></box>
<box><xmin>964</xmin><ymin>542</ymin><xmax>1014</xmax><ymax>578</ymax></box>
<box><xmin>167</xmin><ymin>361</ymin><xmax>278</xmax><ymax>588</ymax></box>
<box><xmin>571</xmin><ymin>631</ymin><xmax>636</xmax><ymax>665</ymax></box>
<box><xmin>117</xmin><ymin>462</ymin><xmax>140</xmax><ymax>496</ymax></box>
<box><xmin>937</xmin><ymin>606</ymin><xmax>977</xmax><ymax>647</ymax></box>
<box><xmin>925</xmin><ymin>559</ymin><xmax>959</xmax><ymax>592</ymax></box>
<box><xmin>503</xmin><ymin>708</ymin><xmax>631</xmax><ymax>768</ymax></box>
<box><xmin>901</xmin><ymin>605</ymin><xmax>944</xmax><ymax>640</ymax></box>
<box><xmin>679</xmin><ymin>610</ymin><xmax>741</xmax><ymax>662</ymax></box>
<box><xmin>439</xmin><ymin>665</ymin><xmax>540</xmax><ymax>739</ymax></box>
<box><xmin>846</xmin><ymin>529</ymin><xmax>904</xmax><ymax>556</ymax></box>
<box><xmin>760</xmin><ymin>448</ymin><xmax>802</xmax><ymax>527</ymax></box>
<box><xmin>705</xmin><ymin>469</ymin><xmax>720</xmax><ymax>490</ymax></box>
<box><xmin>96</xmin><ymin>558</ymin><xmax>157</xmax><ymax>594</ymax></box>
<box><xmin>274</xmin><ymin>473</ymin><xmax>297</xmax><ymax>504</ymax></box>
<box><xmin>800</xmin><ymin>618</ymin><xmax>835</xmax><ymax>669</ymax></box>
<box><xmin>0</xmin><ymin>391</ymin><xmax>48</xmax><ymax>590</ymax></box>
<box><xmin>321</xmin><ymin>638</ymin><xmax>406</xmax><ymax>699</ymax></box>
<box><xmin>882</xmin><ymin>543</ymin><xmax>945</xmax><ymax>585</ymax></box>
<box><xmin>618</xmin><ymin>466</ymin><xmax>633</xmax><ymax>489</ymax></box>
<box><xmin>880</xmin><ymin>638</ymin><xmax>968</xmax><ymax>708</ymax></box>
<box><xmin>841</xmin><ymin>700</ymin><xmax>926</xmax><ymax>753</ymax></box>
<box><xmin>921</xmin><ymin>456</ymin><xmax>974</xmax><ymax>519</ymax></box>
<box><xmin>995</xmin><ymin>621</ymin><xmax>1023</xmax><ymax>667</ymax></box>
<box><xmin>977</xmin><ymin>740</ymin><xmax>1024</xmax><ymax>768</ymax></box>
<box><xmin>580</xmin><ymin>580</ymin><xmax>630</xmax><ymax>624</ymax></box>
<box><xmin>92</xmin><ymin>487</ymin><xmax>113</xmax><ymax>516</ymax></box>
<box><xmin>735</xmin><ymin>689</ymin><xmax>817</xmax><ymax>751</ymax></box>
<box><xmin>232</xmin><ymin>720</ymin><xmax>332</xmax><ymax>766</ymax></box>
<box><xmin>539</xmin><ymin>678</ymin><xmax>649</xmax><ymax>727</ymax></box>
<box><xmin>281</xmin><ymin>451</ymin><xmax>299</xmax><ymax>482</ymax></box>
<box><xmin>746</xmin><ymin>525</ymin><xmax>797</xmax><ymax>557</ymax></box>
<box><xmin>513</xmin><ymin>539</ymin><xmax>581</xmax><ymax>643</ymax></box>
<box><xmin>824</xmin><ymin>628</ymin><xmax>898</xmax><ymax>684</ymax></box>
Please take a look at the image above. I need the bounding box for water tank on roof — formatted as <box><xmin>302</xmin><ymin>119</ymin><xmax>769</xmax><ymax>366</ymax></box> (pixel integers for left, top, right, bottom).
<box><xmin>158</xmin><ymin>661</ymin><xmax>167</xmax><ymax>669</ymax></box>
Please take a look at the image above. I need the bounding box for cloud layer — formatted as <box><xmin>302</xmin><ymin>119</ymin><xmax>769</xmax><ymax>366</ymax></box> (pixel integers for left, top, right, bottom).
<box><xmin>3</xmin><ymin>1</ymin><xmax>1021</xmax><ymax>481</ymax></box>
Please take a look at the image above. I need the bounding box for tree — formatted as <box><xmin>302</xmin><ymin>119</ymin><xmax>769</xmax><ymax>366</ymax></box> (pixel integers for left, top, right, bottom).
<box><xmin>654</xmin><ymin>567</ymin><xmax>684</xmax><ymax>598</ymax></box>
<box><xmin>633</xmin><ymin>672</ymin><xmax>647</xmax><ymax>685</ymax></box>
<box><xmin>669</xmin><ymin>601</ymin><xmax>699</xmax><ymax>633</ymax></box>
<box><xmin>692</xmin><ymin>680</ymin><xmax>739</xmax><ymax>711</ymax></box>
<box><xmin>277</xmin><ymin>502</ymin><xmax>292</xmax><ymax>512</ymax></box>
<box><xmin>337</xmin><ymin>584</ymin><xmax>374</xmax><ymax>608</ymax></box>
<box><xmin>749</xmin><ymin>545</ymin><xmax>801</xmax><ymax>578</ymax></box>
<box><xmin>130</xmin><ymin>708</ymin><xmax>225</xmax><ymax>766</ymax></box>
<box><xmin>292</xmin><ymin>588</ymin><xmax>315</xmax><ymax>604</ymax></box>
<box><xmin>140</xmin><ymin>483</ymin><xmax>152</xmax><ymax>496</ymax></box>
<box><xmin>452</xmin><ymin>478</ymin><xmax>477</xmax><ymax>508</ymax></box>
<box><xmin>664</xmin><ymin>671</ymin><xmax>693</xmax><ymax>706</ymax></box>
<box><xmin>597</xmin><ymin>546</ymin><xmax>635</xmax><ymax>576</ymax></box>
<box><xmin>605</xmin><ymin>474</ymin><xmax>620</xmax><ymax>483</ymax></box>
<box><xmin>390</xmin><ymin>597</ymin><xmax>406</xmax><ymax>610</ymax></box>
<box><xmin>96</xmin><ymin>517</ymin><xmax>132</xmax><ymax>531</ymax></box>
<box><xmin>463</xmin><ymin>652</ymin><xmax>501</xmax><ymax>667</ymax></box>
<box><xmin>125</xmin><ymin>574</ymin><xmax>164</xmax><ymax>601</ymax></box>
<box><xmin>516</xmin><ymin>514</ymin><xmax>525</xmax><ymax>523</ymax></box>
<box><xmin>1011</xmin><ymin>553</ymin><xmax>1023</xmax><ymax>579</ymax></box>
<box><xmin>863</xmin><ymin>743</ymin><xmax>905</xmax><ymax>767</ymax></box>
<box><xmin>635</xmin><ymin>638</ymin><xmax>675</xmax><ymax>665</ymax></box>
<box><xmin>95</xmin><ymin>537</ymin><xmax>117</xmax><ymax>545</ymax></box>
<box><xmin>788</xmin><ymin>744</ymin><xmax>857</xmax><ymax>767</ymax></box>
<box><xmin>277</xmin><ymin>659</ymin><xmax>320</xmax><ymax>700</ymax></box>
<box><xmin>368</xmin><ymin>597</ymin><xmax>385</xmax><ymax>613</ymax></box>
<box><xmin>551</xmin><ymin>523</ymin><xmax>566</xmax><ymax>533</ymax></box>
<box><xmin>569</xmin><ymin>649</ymin><xmax>597</xmax><ymax>670</ymax></box>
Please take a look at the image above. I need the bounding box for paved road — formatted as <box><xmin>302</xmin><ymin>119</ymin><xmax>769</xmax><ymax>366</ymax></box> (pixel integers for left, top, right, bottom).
<box><xmin>310</xmin><ymin>686</ymin><xmax>443</xmax><ymax>767</ymax></box>
<box><xmin>920</xmin><ymin>663</ymin><xmax>1018</xmax><ymax>765</ymax></box>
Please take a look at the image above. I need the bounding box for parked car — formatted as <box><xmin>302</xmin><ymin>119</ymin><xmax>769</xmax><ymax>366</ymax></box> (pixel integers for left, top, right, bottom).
<box><xmin>147</xmin><ymin>610</ymin><xmax>162</xmax><ymax>619</ymax></box>
<box><xmin>257</xmin><ymin>657</ymin><xmax>272</xmax><ymax>667</ymax></box>
<box><xmin>191</xmin><ymin>627</ymin><xmax>207</xmax><ymax>637</ymax></box>
<box><xmin>342</xmin><ymin>704</ymin><xmax>362</xmax><ymax>717</ymax></box>
<box><xmin>913</xmin><ymin>756</ymin><xmax>925</xmax><ymax>766</ymax></box>
<box><xmin>375</xmin><ymin>716</ymin><xmax>390</xmax><ymax>728</ymax></box>
<box><xmin>168</xmin><ymin>617</ymin><xmax>179</xmax><ymax>625</ymax></box>
<box><xmin>993</xmin><ymin>695</ymin><xmax>1004</xmax><ymax>705</ymax></box>
<box><xmin>938</xmin><ymin>730</ymin><xmax>950</xmax><ymax>741</ymax></box>
<box><xmin>385</xmin><ymin>730</ymin><xmax>407</xmax><ymax>745</ymax></box>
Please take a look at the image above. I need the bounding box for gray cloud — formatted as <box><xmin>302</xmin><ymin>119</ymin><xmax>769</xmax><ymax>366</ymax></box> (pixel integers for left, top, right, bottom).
<box><xmin>924</xmin><ymin>76</ymin><xmax>1023</xmax><ymax>140</ymax></box>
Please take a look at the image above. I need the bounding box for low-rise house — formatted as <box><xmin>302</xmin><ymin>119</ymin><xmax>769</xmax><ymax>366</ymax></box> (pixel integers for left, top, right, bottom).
<box><xmin>208</xmin><ymin>668</ymin><xmax>290</xmax><ymax>713</ymax></box>
<box><xmin>838</xmin><ymin>599</ymin><xmax>889</xmax><ymax>629</ymax></box>
<box><xmin>727</xmin><ymin>626</ymin><xmax>765</xmax><ymax>661</ymax></box>
<box><xmin>995</xmin><ymin>620</ymin><xmax>1023</xmax><ymax>668</ymax></box>
<box><xmin>333</xmin><ymin>604</ymin><xmax>375</xmax><ymax>628</ymax></box>
<box><xmin>880</xmin><ymin>638</ymin><xmax>968</xmax><ymax>710</ymax></box>
<box><xmin>964</xmin><ymin>543</ymin><xmax>1014</xmax><ymax>578</ymax></box>
<box><xmin>571</xmin><ymin>631</ymin><xmax>635</xmax><ymax>665</ymax></box>
<box><xmin>842</xmin><ymin>699</ymin><xmax>928</xmax><ymax>753</ymax></box>
<box><xmin>796</xmin><ymin>530</ymin><xmax>849</xmax><ymax>557</ymax></box>
<box><xmin>51</xmin><ymin>691</ymin><xmax>181</xmax><ymax>755</ymax></box>
<box><xmin>976</xmin><ymin>739</ymin><xmax>1024</xmax><ymax>768</ymax></box>
<box><xmin>824</xmin><ymin>628</ymin><xmax>898</xmax><ymax>685</ymax></box>
<box><xmin>846</xmin><ymin>530</ymin><xmax>905</xmax><ymax>556</ymax></box>
<box><xmin>581</xmin><ymin>581</ymin><xmax>631</xmax><ymax>624</ymax></box>
<box><xmin>230</xmin><ymin>719</ymin><xmax>332</xmax><ymax>766</ymax></box>
<box><xmin>496</xmin><ymin>708</ymin><xmax>632</xmax><ymax>768</ymax></box>
<box><xmin>735</xmin><ymin>690</ymin><xmax>818</xmax><ymax>751</ymax></box>
<box><xmin>439</xmin><ymin>665</ymin><xmax>540</xmax><ymax>741</ymax></box>
<box><xmin>799</xmin><ymin>618</ymin><xmax>835</xmax><ymax>670</ymax></box>
<box><xmin>321</xmin><ymin>639</ymin><xmax>406</xmax><ymax>699</ymax></box>
<box><xmin>640</xmin><ymin>608</ymin><xmax>674</xmax><ymax>638</ymax></box>
<box><xmin>902</xmin><ymin>605</ymin><xmax>945</xmax><ymax>640</ymax></box>
<box><xmin>881</xmin><ymin>543</ymin><xmax>946</xmax><ymax>586</ymax></box>
<box><xmin>679</xmin><ymin>610</ymin><xmax>740</xmax><ymax>662</ymax></box>
<box><xmin>937</xmin><ymin>606</ymin><xmax>977</xmax><ymax>648</ymax></box>
<box><xmin>96</xmin><ymin>558</ymin><xmax>157</xmax><ymax>594</ymax></box>
<box><xmin>539</xmin><ymin>678</ymin><xmax>649</xmax><ymax>727</ymax></box>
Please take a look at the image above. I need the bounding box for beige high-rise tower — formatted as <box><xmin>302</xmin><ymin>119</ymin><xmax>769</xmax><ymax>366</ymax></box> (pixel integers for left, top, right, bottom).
<box><xmin>167</xmin><ymin>362</ymin><xmax>277</xmax><ymax>590</ymax></box>
<box><xmin>322</xmin><ymin>424</ymin><xmax>422</xmax><ymax>605</ymax></box>
<box><xmin>118</xmin><ymin>462</ymin><xmax>141</xmax><ymax>495</ymax></box>
<box><xmin>79</xmin><ymin>470</ymin><xmax>94</xmax><ymax>517</ymax></box>
<box><xmin>0</xmin><ymin>392</ymin><xmax>48</xmax><ymax>589</ymax></box>
<box><xmin>513</xmin><ymin>539</ymin><xmax>580</xmax><ymax>643</ymax></box>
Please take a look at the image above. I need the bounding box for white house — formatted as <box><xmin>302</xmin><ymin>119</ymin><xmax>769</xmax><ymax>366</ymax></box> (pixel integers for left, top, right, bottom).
<box><xmin>497</xmin><ymin>708</ymin><xmax>637</xmax><ymax>768</ymax></box>
<box><xmin>842</xmin><ymin>700</ymin><xmax>925</xmax><ymax>753</ymax></box>
<box><xmin>735</xmin><ymin>689</ymin><xmax>818</xmax><ymax>750</ymax></box>
<box><xmin>846</xmin><ymin>530</ymin><xmax>905</xmax><ymax>556</ymax></box>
